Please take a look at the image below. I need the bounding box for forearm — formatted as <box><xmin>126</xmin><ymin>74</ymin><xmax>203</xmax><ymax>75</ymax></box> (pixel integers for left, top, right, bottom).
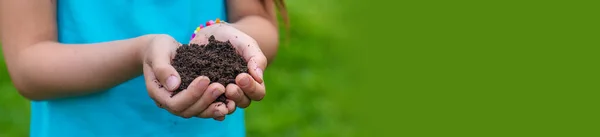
<box><xmin>8</xmin><ymin>35</ymin><xmax>152</xmax><ymax>100</ymax></box>
<box><xmin>231</xmin><ymin>16</ymin><xmax>279</xmax><ymax>62</ymax></box>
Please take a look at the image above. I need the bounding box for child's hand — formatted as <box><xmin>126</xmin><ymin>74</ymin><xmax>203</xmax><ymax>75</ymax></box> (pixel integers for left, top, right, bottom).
<box><xmin>142</xmin><ymin>34</ymin><xmax>229</xmax><ymax>120</ymax></box>
<box><xmin>191</xmin><ymin>23</ymin><xmax>268</xmax><ymax>114</ymax></box>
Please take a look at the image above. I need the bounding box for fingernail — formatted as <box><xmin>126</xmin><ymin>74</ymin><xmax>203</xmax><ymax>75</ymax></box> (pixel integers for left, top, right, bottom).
<box><xmin>239</xmin><ymin>76</ymin><xmax>250</xmax><ymax>87</ymax></box>
<box><xmin>197</xmin><ymin>77</ymin><xmax>209</xmax><ymax>87</ymax></box>
<box><xmin>213</xmin><ymin>88</ymin><xmax>223</xmax><ymax>98</ymax></box>
<box><xmin>166</xmin><ymin>75</ymin><xmax>179</xmax><ymax>90</ymax></box>
<box><xmin>256</xmin><ymin>68</ymin><xmax>264</xmax><ymax>80</ymax></box>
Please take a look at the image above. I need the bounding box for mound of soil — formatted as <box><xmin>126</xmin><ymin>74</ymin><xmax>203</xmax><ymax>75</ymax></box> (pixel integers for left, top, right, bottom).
<box><xmin>171</xmin><ymin>36</ymin><xmax>248</xmax><ymax>104</ymax></box>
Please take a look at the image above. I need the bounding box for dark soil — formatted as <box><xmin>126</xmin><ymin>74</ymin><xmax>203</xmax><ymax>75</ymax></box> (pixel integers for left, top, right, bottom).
<box><xmin>171</xmin><ymin>36</ymin><xmax>248</xmax><ymax>104</ymax></box>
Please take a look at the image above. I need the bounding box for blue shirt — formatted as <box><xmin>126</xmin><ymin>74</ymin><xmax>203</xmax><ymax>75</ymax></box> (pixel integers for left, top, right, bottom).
<box><xmin>30</xmin><ymin>1</ymin><xmax>246</xmax><ymax>136</ymax></box>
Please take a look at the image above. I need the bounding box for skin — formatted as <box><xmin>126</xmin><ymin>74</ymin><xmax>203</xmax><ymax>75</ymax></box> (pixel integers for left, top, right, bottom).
<box><xmin>0</xmin><ymin>0</ymin><xmax>279</xmax><ymax>121</ymax></box>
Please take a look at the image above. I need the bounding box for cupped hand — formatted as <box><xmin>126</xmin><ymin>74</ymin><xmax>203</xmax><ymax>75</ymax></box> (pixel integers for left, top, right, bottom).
<box><xmin>141</xmin><ymin>34</ymin><xmax>232</xmax><ymax>120</ymax></box>
<box><xmin>191</xmin><ymin>23</ymin><xmax>267</xmax><ymax>111</ymax></box>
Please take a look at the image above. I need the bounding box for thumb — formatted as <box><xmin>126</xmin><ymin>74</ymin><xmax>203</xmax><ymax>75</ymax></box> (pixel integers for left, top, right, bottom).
<box><xmin>148</xmin><ymin>34</ymin><xmax>182</xmax><ymax>92</ymax></box>
<box><xmin>151</xmin><ymin>58</ymin><xmax>181</xmax><ymax>91</ymax></box>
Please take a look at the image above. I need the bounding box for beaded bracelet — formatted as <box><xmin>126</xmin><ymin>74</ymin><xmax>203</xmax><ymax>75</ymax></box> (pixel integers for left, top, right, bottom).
<box><xmin>190</xmin><ymin>18</ymin><xmax>225</xmax><ymax>40</ymax></box>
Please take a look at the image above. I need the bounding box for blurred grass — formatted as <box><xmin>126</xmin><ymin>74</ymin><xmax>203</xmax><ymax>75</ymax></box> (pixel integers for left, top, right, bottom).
<box><xmin>245</xmin><ymin>0</ymin><xmax>353</xmax><ymax>136</ymax></box>
<box><xmin>0</xmin><ymin>0</ymin><xmax>352</xmax><ymax>137</ymax></box>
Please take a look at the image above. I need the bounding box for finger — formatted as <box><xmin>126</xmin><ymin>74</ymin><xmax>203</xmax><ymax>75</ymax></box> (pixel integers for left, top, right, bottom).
<box><xmin>147</xmin><ymin>35</ymin><xmax>183</xmax><ymax>92</ymax></box>
<box><xmin>197</xmin><ymin>102</ymin><xmax>228</xmax><ymax>118</ymax></box>
<box><xmin>143</xmin><ymin>64</ymin><xmax>172</xmax><ymax>108</ymax></box>
<box><xmin>247</xmin><ymin>55</ymin><xmax>267</xmax><ymax>84</ymax></box>
<box><xmin>213</xmin><ymin>116</ymin><xmax>225</xmax><ymax>121</ymax></box>
<box><xmin>226</xmin><ymin>99</ymin><xmax>236</xmax><ymax>114</ymax></box>
<box><xmin>167</xmin><ymin>76</ymin><xmax>210</xmax><ymax>116</ymax></box>
<box><xmin>150</xmin><ymin>36</ymin><xmax>182</xmax><ymax>91</ymax></box>
<box><xmin>229</xmin><ymin>35</ymin><xmax>267</xmax><ymax>83</ymax></box>
<box><xmin>150</xmin><ymin>56</ymin><xmax>181</xmax><ymax>92</ymax></box>
<box><xmin>152</xmin><ymin>64</ymin><xmax>180</xmax><ymax>92</ymax></box>
<box><xmin>181</xmin><ymin>83</ymin><xmax>225</xmax><ymax>118</ymax></box>
<box><xmin>235</xmin><ymin>73</ymin><xmax>266</xmax><ymax>101</ymax></box>
<box><xmin>226</xmin><ymin>84</ymin><xmax>251</xmax><ymax>108</ymax></box>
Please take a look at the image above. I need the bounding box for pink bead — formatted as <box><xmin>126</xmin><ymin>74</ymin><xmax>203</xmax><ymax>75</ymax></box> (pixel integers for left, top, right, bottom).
<box><xmin>199</xmin><ymin>24</ymin><xmax>204</xmax><ymax>28</ymax></box>
<box><xmin>206</xmin><ymin>20</ymin><xmax>215</xmax><ymax>26</ymax></box>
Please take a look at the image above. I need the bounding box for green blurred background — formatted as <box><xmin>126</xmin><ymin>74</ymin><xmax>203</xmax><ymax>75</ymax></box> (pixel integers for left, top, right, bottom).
<box><xmin>0</xmin><ymin>0</ymin><xmax>354</xmax><ymax>136</ymax></box>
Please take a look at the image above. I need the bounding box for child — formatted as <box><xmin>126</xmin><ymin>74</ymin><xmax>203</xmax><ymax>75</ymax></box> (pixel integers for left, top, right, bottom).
<box><xmin>0</xmin><ymin>0</ymin><xmax>286</xmax><ymax>136</ymax></box>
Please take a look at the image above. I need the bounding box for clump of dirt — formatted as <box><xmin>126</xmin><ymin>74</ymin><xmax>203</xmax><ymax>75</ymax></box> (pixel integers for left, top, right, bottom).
<box><xmin>171</xmin><ymin>35</ymin><xmax>248</xmax><ymax>104</ymax></box>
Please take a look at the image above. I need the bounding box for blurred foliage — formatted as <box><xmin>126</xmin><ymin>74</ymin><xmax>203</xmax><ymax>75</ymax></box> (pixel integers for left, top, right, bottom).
<box><xmin>245</xmin><ymin>1</ymin><xmax>353</xmax><ymax>136</ymax></box>
<box><xmin>0</xmin><ymin>0</ymin><xmax>352</xmax><ymax>137</ymax></box>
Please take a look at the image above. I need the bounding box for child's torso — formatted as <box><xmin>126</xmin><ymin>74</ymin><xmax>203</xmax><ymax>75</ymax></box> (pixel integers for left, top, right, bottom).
<box><xmin>30</xmin><ymin>1</ymin><xmax>246</xmax><ymax>137</ymax></box>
